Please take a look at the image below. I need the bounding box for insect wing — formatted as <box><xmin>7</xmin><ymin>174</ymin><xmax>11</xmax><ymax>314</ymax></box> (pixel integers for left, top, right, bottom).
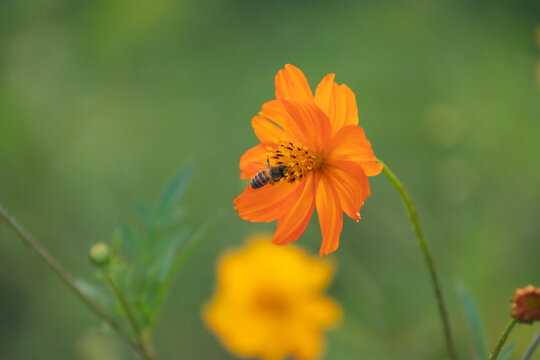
<box><xmin>243</xmin><ymin>161</ymin><xmax>267</xmax><ymax>179</ymax></box>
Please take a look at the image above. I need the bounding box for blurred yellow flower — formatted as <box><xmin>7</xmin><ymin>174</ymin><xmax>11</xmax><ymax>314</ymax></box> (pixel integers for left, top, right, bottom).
<box><xmin>203</xmin><ymin>236</ymin><xmax>341</xmax><ymax>360</ymax></box>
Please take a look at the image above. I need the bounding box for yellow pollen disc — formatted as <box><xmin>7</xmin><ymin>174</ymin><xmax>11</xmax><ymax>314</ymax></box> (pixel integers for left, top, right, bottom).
<box><xmin>266</xmin><ymin>142</ymin><xmax>324</xmax><ymax>184</ymax></box>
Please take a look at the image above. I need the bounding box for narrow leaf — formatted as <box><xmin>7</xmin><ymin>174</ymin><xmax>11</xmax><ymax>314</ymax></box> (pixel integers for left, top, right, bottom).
<box><xmin>143</xmin><ymin>229</ymin><xmax>189</xmax><ymax>285</ymax></box>
<box><xmin>165</xmin><ymin>208</ymin><xmax>226</xmax><ymax>286</ymax></box>
<box><xmin>498</xmin><ymin>343</ymin><xmax>515</xmax><ymax>360</ymax></box>
<box><xmin>135</xmin><ymin>202</ymin><xmax>154</xmax><ymax>227</ymax></box>
<box><xmin>74</xmin><ymin>278</ymin><xmax>111</xmax><ymax>307</ymax></box>
<box><xmin>151</xmin><ymin>229</ymin><xmax>189</xmax><ymax>259</ymax></box>
<box><xmin>148</xmin><ymin>208</ymin><xmax>227</xmax><ymax>326</ymax></box>
<box><xmin>523</xmin><ymin>327</ymin><xmax>540</xmax><ymax>360</ymax></box>
<box><xmin>121</xmin><ymin>226</ymin><xmax>139</xmax><ymax>258</ymax></box>
<box><xmin>457</xmin><ymin>282</ymin><xmax>488</xmax><ymax>360</ymax></box>
<box><xmin>158</xmin><ymin>162</ymin><xmax>194</xmax><ymax>214</ymax></box>
<box><xmin>154</xmin><ymin>208</ymin><xmax>186</xmax><ymax>231</ymax></box>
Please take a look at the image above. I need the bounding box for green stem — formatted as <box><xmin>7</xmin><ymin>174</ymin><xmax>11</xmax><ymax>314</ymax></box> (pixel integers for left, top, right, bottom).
<box><xmin>0</xmin><ymin>204</ymin><xmax>147</xmax><ymax>357</ymax></box>
<box><xmin>489</xmin><ymin>319</ymin><xmax>517</xmax><ymax>360</ymax></box>
<box><xmin>0</xmin><ymin>206</ymin><xmax>119</xmax><ymax>327</ymax></box>
<box><xmin>104</xmin><ymin>269</ymin><xmax>154</xmax><ymax>360</ymax></box>
<box><xmin>522</xmin><ymin>325</ymin><xmax>540</xmax><ymax>360</ymax></box>
<box><xmin>380</xmin><ymin>162</ymin><xmax>456</xmax><ymax>360</ymax></box>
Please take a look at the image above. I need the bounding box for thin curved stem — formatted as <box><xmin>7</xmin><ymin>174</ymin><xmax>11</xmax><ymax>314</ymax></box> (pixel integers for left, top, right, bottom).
<box><xmin>490</xmin><ymin>319</ymin><xmax>517</xmax><ymax>360</ymax></box>
<box><xmin>0</xmin><ymin>205</ymin><xmax>119</xmax><ymax>326</ymax></box>
<box><xmin>522</xmin><ymin>325</ymin><xmax>540</xmax><ymax>360</ymax></box>
<box><xmin>104</xmin><ymin>270</ymin><xmax>142</xmax><ymax>336</ymax></box>
<box><xmin>0</xmin><ymin>204</ymin><xmax>146</xmax><ymax>357</ymax></box>
<box><xmin>104</xmin><ymin>270</ymin><xmax>154</xmax><ymax>359</ymax></box>
<box><xmin>380</xmin><ymin>162</ymin><xmax>456</xmax><ymax>360</ymax></box>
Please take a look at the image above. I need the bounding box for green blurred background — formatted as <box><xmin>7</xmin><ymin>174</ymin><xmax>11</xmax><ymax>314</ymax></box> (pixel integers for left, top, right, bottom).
<box><xmin>1</xmin><ymin>0</ymin><xmax>539</xmax><ymax>359</ymax></box>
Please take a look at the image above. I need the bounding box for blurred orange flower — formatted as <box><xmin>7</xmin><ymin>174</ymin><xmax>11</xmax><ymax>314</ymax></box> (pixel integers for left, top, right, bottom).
<box><xmin>234</xmin><ymin>64</ymin><xmax>382</xmax><ymax>256</ymax></box>
<box><xmin>203</xmin><ymin>236</ymin><xmax>341</xmax><ymax>360</ymax></box>
<box><xmin>511</xmin><ymin>285</ymin><xmax>540</xmax><ymax>323</ymax></box>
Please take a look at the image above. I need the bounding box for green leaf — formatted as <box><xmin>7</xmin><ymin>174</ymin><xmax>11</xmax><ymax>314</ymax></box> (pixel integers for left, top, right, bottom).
<box><xmin>135</xmin><ymin>202</ymin><xmax>154</xmax><ymax>227</ymax></box>
<box><xmin>100</xmin><ymin>163</ymin><xmax>199</xmax><ymax>330</ymax></box>
<box><xmin>152</xmin><ymin>231</ymin><xmax>189</xmax><ymax>270</ymax></box>
<box><xmin>74</xmin><ymin>278</ymin><xmax>111</xmax><ymax>307</ymax></box>
<box><xmin>164</xmin><ymin>208</ymin><xmax>225</xmax><ymax>286</ymax></box>
<box><xmin>457</xmin><ymin>282</ymin><xmax>487</xmax><ymax>360</ymax></box>
<box><xmin>147</xmin><ymin>208</ymin><xmax>227</xmax><ymax>327</ymax></box>
<box><xmin>133</xmin><ymin>299</ymin><xmax>153</xmax><ymax>327</ymax></box>
<box><xmin>120</xmin><ymin>226</ymin><xmax>139</xmax><ymax>258</ymax></box>
<box><xmin>154</xmin><ymin>208</ymin><xmax>186</xmax><ymax>232</ymax></box>
<box><xmin>498</xmin><ymin>342</ymin><xmax>515</xmax><ymax>360</ymax></box>
<box><xmin>141</xmin><ymin>230</ymin><xmax>189</xmax><ymax>290</ymax></box>
<box><xmin>157</xmin><ymin>162</ymin><xmax>193</xmax><ymax>214</ymax></box>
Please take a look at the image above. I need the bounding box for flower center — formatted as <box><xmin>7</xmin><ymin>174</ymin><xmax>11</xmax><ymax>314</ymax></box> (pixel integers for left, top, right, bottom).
<box><xmin>267</xmin><ymin>142</ymin><xmax>324</xmax><ymax>184</ymax></box>
<box><xmin>525</xmin><ymin>294</ymin><xmax>540</xmax><ymax>310</ymax></box>
<box><xmin>254</xmin><ymin>291</ymin><xmax>290</xmax><ymax>317</ymax></box>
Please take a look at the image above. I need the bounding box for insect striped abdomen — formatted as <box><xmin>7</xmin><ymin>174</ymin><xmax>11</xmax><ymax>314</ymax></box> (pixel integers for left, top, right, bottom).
<box><xmin>251</xmin><ymin>170</ymin><xmax>270</xmax><ymax>189</ymax></box>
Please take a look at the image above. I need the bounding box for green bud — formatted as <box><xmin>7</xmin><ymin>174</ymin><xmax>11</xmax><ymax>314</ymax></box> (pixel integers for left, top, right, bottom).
<box><xmin>89</xmin><ymin>242</ymin><xmax>110</xmax><ymax>267</ymax></box>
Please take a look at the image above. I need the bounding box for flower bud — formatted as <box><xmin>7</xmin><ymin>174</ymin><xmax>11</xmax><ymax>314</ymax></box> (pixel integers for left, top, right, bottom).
<box><xmin>511</xmin><ymin>285</ymin><xmax>540</xmax><ymax>323</ymax></box>
<box><xmin>89</xmin><ymin>242</ymin><xmax>110</xmax><ymax>267</ymax></box>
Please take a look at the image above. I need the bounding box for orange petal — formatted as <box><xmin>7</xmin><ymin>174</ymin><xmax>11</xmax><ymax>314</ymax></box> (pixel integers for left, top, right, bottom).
<box><xmin>242</xmin><ymin>161</ymin><xmax>266</xmax><ymax>181</ymax></box>
<box><xmin>234</xmin><ymin>182</ymin><xmax>302</xmax><ymax>222</ymax></box>
<box><xmin>239</xmin><ymin>144</ymin><xmax>271</xmax><ymax>179</ymax></box>
<box><xmin>258</xmin><ymin>100</ymin><xmax>303</xmax><ymax>146</ymax></box>
<box><xmin>272</xmin><ymin>174</ymin><xmax>317</xmax><ymax>246</ymax></box>
<box><xmin>315</xmin><ymin>174</ymin><xmax>343</xmax><ymax>256</ymax></box>
<box><xmin>315</xmin><ymin>74</ymin><xmax>359</xmax><ymax>135</ymax></box>
<box><xmin>275</xmin><ymin>64</ymin><xmax>314</xmax><ymax>102</ymax></box>
<box><xmin>314</xmin><ymin>74</ymin><xmax>335</xmax><ymax>112</ymax></box>
<box><xmin>325</xmin><ymin>125</ymin><xmax>382</xmax><ymax>176</ymax></box>
<box><xmin>322</xmin><ymin>161</ymin><xmax>370</xmax><ymax>221</ymax></box>
<box><xmin>259</xmin><ymin>100</ymin><xmax>286</xmax><ymax>128</ymax></box>
<box><xmin>279</xmin><ymin>98</ymin><xmax>332</xmax><ymax>153</ymax></box>
<box><xmin>252</xmin><ymin>115</ymin><xmax>284</xmax><ymax>143</ymax></box>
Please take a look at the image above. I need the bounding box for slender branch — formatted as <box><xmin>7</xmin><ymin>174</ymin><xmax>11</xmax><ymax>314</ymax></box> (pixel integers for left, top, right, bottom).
<box><xmin>489</xmin><ymin>319</ymin><xmax>517</xmax><ymax>360</ymax></box>
<box><xmin>380</xmin><ymin>162</ymin><xmax>456</xmax><ymax>360</ymax></box>
<box><xmin>103</xmin><ymin>269</ymin><xmax>154</xmax><ymax>359</ymax></box>
<box><xmin>522</xmin><ymin>325</ymin><xmax>540</xmax><ymax>360</ymax></box>
<box><xmin>0</xmin><ymin>204</ymin><xmax>144</xmax><ymax>356</ymax></box>
<box><xmin>0</xmin><ymin>205</ymin><xmax>119</xmax><ymax>326</ymax></box>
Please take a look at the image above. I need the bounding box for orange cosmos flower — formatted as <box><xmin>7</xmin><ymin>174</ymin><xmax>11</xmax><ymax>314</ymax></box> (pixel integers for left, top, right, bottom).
<box><xmin>234</xmin><ymin>64</ymin><xmax>382</xmax><ymax>256</ymax></box>
<box><xmin>203</xmin><ymin>236</ymin><xmax>341</xmax><ymax>360</ymax></box>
